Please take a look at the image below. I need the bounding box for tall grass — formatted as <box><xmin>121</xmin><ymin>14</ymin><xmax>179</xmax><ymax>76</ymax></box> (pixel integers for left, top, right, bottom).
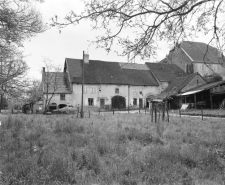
<box><xmin>0</xmin><ymin>114</ymin><xmax>224</xmax><ymax>184</ymax></box>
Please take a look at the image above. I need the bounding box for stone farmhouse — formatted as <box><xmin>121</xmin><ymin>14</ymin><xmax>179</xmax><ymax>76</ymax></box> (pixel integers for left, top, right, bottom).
<box><xmin>42</xmin><ymin>58</ymin><xmax>185</xmax><ymax>111</ymax></box>
<box><xmin>161</xmin><ymin>41</ymin><xmax>225</xmax><ymax>80</ymax></box>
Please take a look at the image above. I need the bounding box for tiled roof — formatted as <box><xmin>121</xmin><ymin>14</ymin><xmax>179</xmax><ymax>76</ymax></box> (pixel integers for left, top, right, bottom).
<box><xmin>145</xmin><ymin>62</ymin><xmax>185</xmax><ymax>82</ymax></box>
<box><xmin>43</xmin><ymin>72</ymin><xmax>71</xmax><ymax>94</ymax></box>
<box><xmin>65</xmin><ymin>58</ymin><xmax>159</xmax><ymax>86</ymax></box>
<box><xmin>163</xmin><ymin>73</ymin><xmax>199</xmax><ymax>94</ymax></box>
<box><xmin>188</xmin><ymin>80</ymin><xmax>225</xmax><ymax>92</ymax></box>
<box><xmin>119</xmin><ymin>63</ymin><xmax>149</xmax><ymax>70</ymax></box>
<box><xmin>181</xmin><ymin>41</ymin><xmax>225</xmax><ymax>64</ymax></box>
<box><xmin>159</xmin><ymin>58</ymin><xmax>171</xmax><ymax>64</ymax></box>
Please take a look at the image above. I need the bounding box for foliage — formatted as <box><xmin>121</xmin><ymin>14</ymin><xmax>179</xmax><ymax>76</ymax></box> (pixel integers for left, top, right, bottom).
<box><xmin>26</xmin><ymin>79</ymin><xmax>42</xmax><ymax>103</ymax></box>
<box><xmin>0</xmin><ymin>46</ymin><xmax>29</xmax><ymax>94</ymax></box>
<box><xmin>0</xmin><ymin>0</ymin><xmax>45</xmax><ymax>46</ymax></box>
<box><xmin>53</xmin><ymin>0</ymin><xmax>225</xmax><ymax>61</ymax></box>
<box><xmin>0</xmin><ymin>96</ymin><xmax>7</xmax><ymax>108</ymax></box>
<box><xmin>0</xmin><ymin>114</ymin><xmax>225</xmax><ymax>184</ymax></box>
<box><xmin>0</xmin><ymin>0</ymin><xmax>45</xmax><ymax>111</ymax></box>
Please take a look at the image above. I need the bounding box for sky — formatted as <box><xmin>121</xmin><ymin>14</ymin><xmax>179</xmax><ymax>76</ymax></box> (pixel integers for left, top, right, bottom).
<box><xmin>23</xmin><ymin>0</ymin><xmax>210</xmax><ymax>80</ymax></box>
<box><xmin>23</xmin><ymin>0</ymin><xmax>170</xmax><ymax>80</ymax></box>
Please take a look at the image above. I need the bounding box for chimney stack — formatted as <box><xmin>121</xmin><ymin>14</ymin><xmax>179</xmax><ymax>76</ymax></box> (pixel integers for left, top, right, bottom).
<box><xmin>42</xmin><ymin>67</ymin><xmax>45</xmax><ymax>73</ymax></box>
<box><xmin>84</xmin><ymin>54</ymin><xmax>89</xmax><ymax>64</ymax></box>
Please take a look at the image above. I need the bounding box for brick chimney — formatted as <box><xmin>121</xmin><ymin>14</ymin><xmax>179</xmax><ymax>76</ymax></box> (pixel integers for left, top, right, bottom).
<box><xmin>84</xmin><ymin>54</ymin><xmax>89</xmax><ymax>64</ymax></box>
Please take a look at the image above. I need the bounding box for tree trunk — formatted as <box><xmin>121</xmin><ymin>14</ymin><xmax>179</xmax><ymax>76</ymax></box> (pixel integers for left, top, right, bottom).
<box><xmin>0</xmin><ymin>94</ymin><xmax>2</xmax><ymax>113</ymax></box>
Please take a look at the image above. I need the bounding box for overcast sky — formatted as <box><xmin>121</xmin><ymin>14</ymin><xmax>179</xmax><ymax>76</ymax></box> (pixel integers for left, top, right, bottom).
<box><xmin>23</xmin><ymin>0</ymin><xmax>209</xmax><ymax>80</ymax></box>
<box><xmin>23</xmin><ymin>0</ymin><xmax>169</xmax><ymax>80</ymax></box>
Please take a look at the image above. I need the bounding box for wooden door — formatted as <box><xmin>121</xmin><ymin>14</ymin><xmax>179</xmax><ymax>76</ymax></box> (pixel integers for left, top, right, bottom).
<box><xmin>100</xmin><ymin>99</ymin><xmax>105</xmax><ymax>109</ymax></box>
<box><xmin>139</xmin><ymin>99</ymin><xmax>143</xmax><ymax>108</ymax></box>
<box><xmin>111</xmin><ymin>96</ymin><xmax>126</xmax><ymax>109</ymax></box>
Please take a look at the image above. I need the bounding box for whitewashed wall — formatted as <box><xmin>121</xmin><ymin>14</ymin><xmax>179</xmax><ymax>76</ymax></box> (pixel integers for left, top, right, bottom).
<box><xmin>71</xmin><ymin>84</ymin><xmax>159</xmax><ymax>108</ymax></box>
<box><xmin>43</xmin><ymin>83</ymin><xmax>160</xmax><ymax>109</ymax></box>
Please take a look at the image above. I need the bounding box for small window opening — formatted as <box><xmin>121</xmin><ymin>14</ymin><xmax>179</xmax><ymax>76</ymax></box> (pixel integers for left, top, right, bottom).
<box><xmin>60</xmin><ymin>94</ymin><xmax>65</xmax><ymax>100</ymax></box>
<box><xmin>88</xmin><ymin>98</ymin><xmax>94</xmax><ymax>106</ymax></box>
<box><xmin>115</xmin><ymin>88</ymin><xmax>119</xmax><ymax>94</ymax></box>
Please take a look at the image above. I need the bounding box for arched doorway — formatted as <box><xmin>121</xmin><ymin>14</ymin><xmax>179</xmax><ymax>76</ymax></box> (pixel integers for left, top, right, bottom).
<box><xmin>111</xmin><ymin>96</ymin><xmax>126</xmax><ymax>109</ymax></box>
<box><xmin>59</xmin><ymin>104</ymin><xmax>67</xmax><ymax>109</ymax></box>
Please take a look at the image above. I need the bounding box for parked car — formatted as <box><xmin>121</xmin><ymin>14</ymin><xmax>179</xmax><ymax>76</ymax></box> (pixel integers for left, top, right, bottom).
<box><xmin>53</xmin><ymin>104</ymin><xmax>77</xmax><ymax>114</ymax></box>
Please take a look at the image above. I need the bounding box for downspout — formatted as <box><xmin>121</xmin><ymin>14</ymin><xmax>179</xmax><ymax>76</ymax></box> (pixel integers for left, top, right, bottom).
<box><xmin>81</xmin><ymin>51</ymin><xmax>84</xmax><ymax>118</ymax></box>
<box><xmin>128</xmin><ymin>85</ymin><xmax>130</xmax><ymax>112</ymax></box>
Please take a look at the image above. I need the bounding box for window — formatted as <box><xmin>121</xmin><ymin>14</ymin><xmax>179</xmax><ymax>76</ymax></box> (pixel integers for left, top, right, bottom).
<box><xmin>84</xmin><ymin>86</ymin><xmax>87</xmax><ymax>94</ymax></box>
<box><xmin>115</xmin><ymin>88</ymin><xmax>119</xmax><ymax>94</ymax></box>
<box><xmin>133</xmin><ymin>88</ymin><xmax>137</xmax><ymax>95</ymax></box>
<box><xmin>133</xmin><ymin>98</ymin><xmax>137</xmax><ymax>105</ymax></box>
<box><xmin>88</xmin><ymin>98</ymin><xmax>94</xmax><ymax>106</ymax></box>
<box><xmin>92</xmin><ymin>87</ymin><xmax>97</xmax><ymax>94</ymax></box>
<box><xmin>60</xmin><ymin>94</ymin><xmax>65</xmax><ymax>100</ymax></box>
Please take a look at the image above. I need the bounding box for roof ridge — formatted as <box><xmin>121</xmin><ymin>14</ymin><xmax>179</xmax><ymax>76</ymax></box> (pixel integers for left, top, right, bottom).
<box><xmin>66</xmin><ymin>57</ymin><xmax>126</xmax><ymax>64</ymax></box>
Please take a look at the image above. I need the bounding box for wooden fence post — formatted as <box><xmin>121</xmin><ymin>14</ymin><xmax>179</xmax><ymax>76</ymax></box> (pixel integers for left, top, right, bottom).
<box><xmin>158</xmin><ymin>109</ymin><xmax>160</xmax><ymax>123</ymax></box>
<box><xmin>162</xmin><ymin>103</ymin><xmax>165</xmax><ymax>121</ymax></box>
<box><xmin>167</xmin><ymin>106</ymin><xmax>169</xmax><ymax>122</ymax></box>
<box><xmin>201</xmin><ymin>106</ymin><xmax>203</xmax><ymax>120</ymax></box>
<box><xmin>151</xmin><ymin>103</ymin><xmax>154</xmax><ymax>123</ymax></box>
<box><xmin>77</xmin><ymin>108</ymin><xmax>79</xmax><ymax>118</ymax></box>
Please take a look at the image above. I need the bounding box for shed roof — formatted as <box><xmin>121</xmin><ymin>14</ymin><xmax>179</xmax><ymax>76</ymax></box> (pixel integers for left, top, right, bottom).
<box><xmin>163</xmin><ymin>73</ymin><xmax>200</xmax><ymax>94</ymax></box>
<box><xmin>187</xmin><ymin>80</ymin><xmax>225</xmax><ymax>92</ymax></box>
<box><xmin>65</xmin><ymin>58</ymin><xmax>159</xmax><ymax>86</ymax></box>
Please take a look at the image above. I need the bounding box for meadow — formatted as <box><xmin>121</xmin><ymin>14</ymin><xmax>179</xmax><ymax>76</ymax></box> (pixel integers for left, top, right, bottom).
<box><xmin>0</xmin><ymin>113</ymin><xmax>225</xmax><ymax>185</ymax></box>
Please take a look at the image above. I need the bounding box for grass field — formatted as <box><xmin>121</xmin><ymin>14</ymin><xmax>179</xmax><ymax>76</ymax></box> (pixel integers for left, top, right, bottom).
<box><xmin>0</xmin><ymin>113</ymin><xmax>225</xmax><ymax>184</ymax></box>
<box><xmin>180</xmin><ymin>109</ymin><xmax>225</xmax><ymax>117</ymax></box>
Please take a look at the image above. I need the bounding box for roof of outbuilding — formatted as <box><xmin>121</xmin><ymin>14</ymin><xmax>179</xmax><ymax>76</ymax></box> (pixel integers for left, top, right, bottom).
<box><xmin>181</xmin><ymin>41</ymin><xmax>225</xmax><ymax>64</ymax></box>
<box><xmin>163</xmin><ymin>73</ymin><xmax>199</xmax><ymax>94</ymax></box>
<box><xmin>188</xmin><ymin>80</ymin><xmax>225</xmax><ymax>92</ymax></box>
<box><xmin>65</xmin><ymin>58</ymin><xmax>159</xmax><ymax>86</ymax></box>
<box><xmin>43</xmin><ymin>72</ymin><xmax>71</xmax><ymax>94</ymax></box>
<box><xmin>145</xmin><ymin>62</ymin><xmax>185</xmax><ymax>82</ymax></box>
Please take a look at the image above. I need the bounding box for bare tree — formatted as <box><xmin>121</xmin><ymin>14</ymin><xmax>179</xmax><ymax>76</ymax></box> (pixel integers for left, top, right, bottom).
<box><xmin>0</xmin><ymin>0</ymin><xmax>45</xmax><ymax>47</ymax></box>
<box><xmin>0</xmin><ymin>0</ymin><xmax>45</xmax><ymax>112</ymax></box>
<box><xmin>0</xmin><ymin>46</ymin><xmax>29</xmax><ymax>112</ymax></box>
<box><xmin>20</xmin><ymin>79</ymin><xmax>42</xmax><ymax>113</ymax></box>
<box><xmin>27</xmin><ymin>79</ymin><xmax>42</xmax><ymax>103</ymax></box>
<box><xmin>42</xmin><ymin>58</ymin><xmax>61</xmax><ymax>113</ymax></box>
<box><xmin>53</xmin><ymin>0</ymin><xmax>225</xmax><ymax>61</ymax></box>
<box><xmin>6</xmin><ymin>86</ymin><xmax>26</xmax><ymax>114</ymax></box>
